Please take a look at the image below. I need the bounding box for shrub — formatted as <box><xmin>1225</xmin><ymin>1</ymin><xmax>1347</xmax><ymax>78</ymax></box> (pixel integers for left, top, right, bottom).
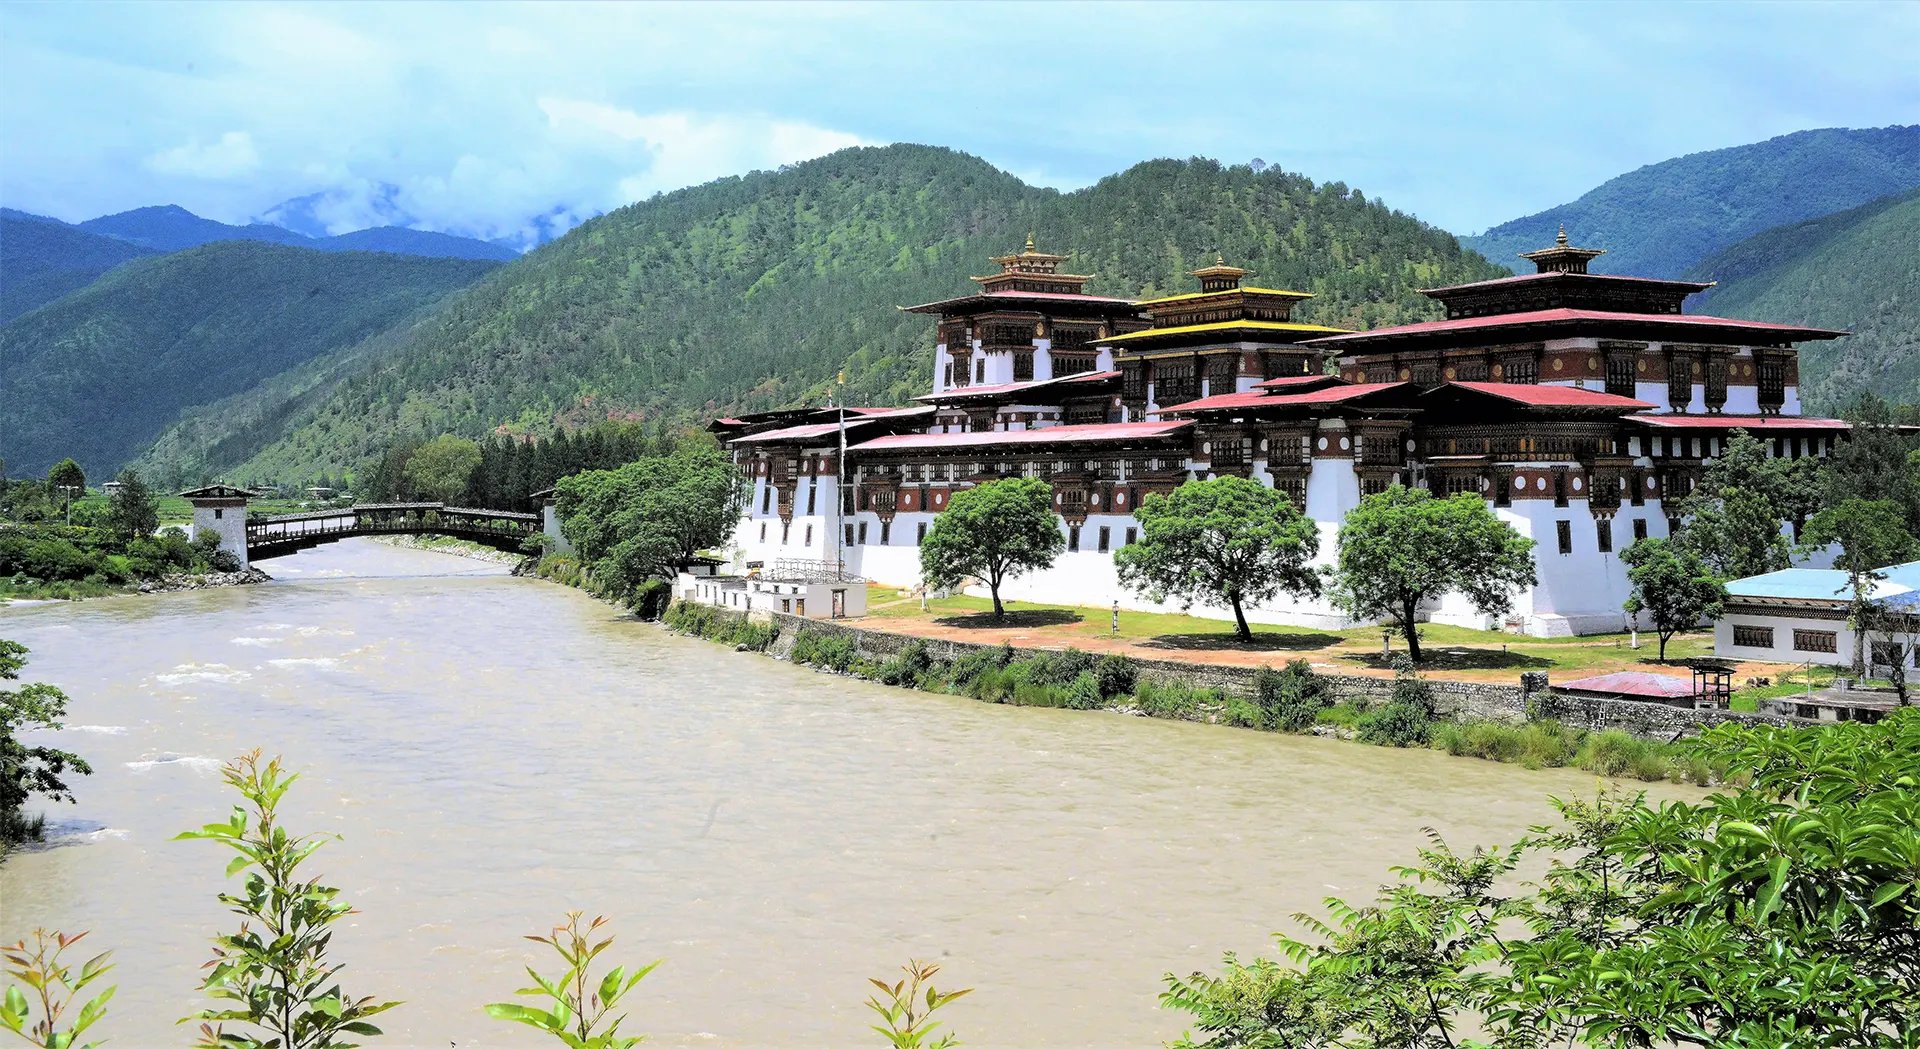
<box><xmin>947</xmin><ymin>643</ymin><xmax>1014</xmax><ymax>690</ymax></box>
<box><xmin>208</xmin><ymin>549</ymin><xmax>242</xmax><ymax>573</ymax></box>
<box><xmin>1255</xmin><ymin>659</ymin><xmax>1329</xmax><ymax>732</ymax></box>
<box><xmin>1025</xmin><ymin>648</ymin><xmax>1097</xmax><ymax>688</ymax></box>
<box><xmin>966</xmin><ymin>667</ymin><xmax>1016</xmax><ymax>704</ymax></box>
<box><xmin>629</xmin><ymin>578</ymin><xmax>673</xmax><ymax>620</ymax></box>
<box><xmin>22</xmin><ymin>538</ymin><xmax>96</xmax><ymax>581</ymax></box>
<box><xmin>1223</xmin><ymin>694</ymin><xmax>1265</xmax><ymax>728</ymax></box>
<box><xmin>1095</xmin><ymin>654</ymin><xmax>1137</xmax><ymax>699</ymax></box>
<box><xmin>1357</xmin><ymin>700</ymin><xmax>1433</xmax><ymax>747</ymax></box>
<box><xmin>1064</xmin><ymin>671</ymin><xmax>1105</xmax><ymax>710</ymax></box>
<box><xmin>1011</xmin><ymin>680</ymin><xmax>1065</xmax><ymax>707</ymax></box>
<box><xmin>790</xmin><ymin>631</ymin><xmax>859</xmax><ymax>672</ymax></box>
<box><xmin>1317</xmin><ymin>701</ymin><xmax>1364</xmax><ymax>727</ymax></box>
<box><xmin>876</xmin><ymin>640</ymin><xmax>934</xmax><ymax>687</ymax></box>
<box><xmin>1133</xmin><ymin>679</ymin><xmax>1215</xmax><ymax>721</ymax></box>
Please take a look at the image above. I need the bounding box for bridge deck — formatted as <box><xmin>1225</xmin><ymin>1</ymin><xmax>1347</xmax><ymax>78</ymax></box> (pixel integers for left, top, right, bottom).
<box><xmin>246</xmin><ymin>503</ymin><xmax>541</xmax><ymax>560</ymax></box>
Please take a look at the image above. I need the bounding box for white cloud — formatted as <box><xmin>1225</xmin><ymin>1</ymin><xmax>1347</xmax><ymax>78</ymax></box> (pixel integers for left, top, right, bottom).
<box><xmin>144</xmin><ymin>131</ymin><xmax>261</xmax><ymax>179</ymax></box>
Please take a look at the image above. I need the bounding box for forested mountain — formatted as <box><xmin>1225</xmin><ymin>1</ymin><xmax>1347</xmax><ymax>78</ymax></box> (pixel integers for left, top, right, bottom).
<box><xmin>218</xmin><ymin>145</ymin><xmax>1503</xmax><ymax>484</ymax></box>
<box><xmin>73</xmin><ymin>203</ymin><xmax>519</xmax><ymax>260</ymax></box>
<box><xmin>1686</xmin><ymin>188</ymin><xmax>1920</xmax><ymax>411</ymax></box>
<box><xmin>0</xmin><ymin>242</ymin><xmax>498</xmax><ymax>478</ymax></box>
<box><xmin>0</xmin><ymin>212</ymin><xmax>158</xmax><ymax>321</ymax></box>
<box><xmin>1463</xmin><ymin>126</ymin><xmax>1920</xmax><ymax>278</ymax></box>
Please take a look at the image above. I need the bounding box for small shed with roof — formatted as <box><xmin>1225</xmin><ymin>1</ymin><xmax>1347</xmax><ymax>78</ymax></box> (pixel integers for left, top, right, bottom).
<box><xmin>1715</xmin><ymin>560</ymin><xmax>1920</xmax><ymax>671</ymax></box>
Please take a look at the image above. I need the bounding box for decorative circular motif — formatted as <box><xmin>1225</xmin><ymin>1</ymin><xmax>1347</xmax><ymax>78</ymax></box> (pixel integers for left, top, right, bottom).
<box><xmin>1202</xmin><ymin>441</ymin><xmax>1212</xmax><ymax>454</ymax></box>
<box><xmin>1405</xmin><ymin>439</ymin><xmax>1416</xmax><ymax>451</ymax></box>
<box><xmin>1339</xmin><ymin>437</ymin><xmax>1350</xmax><ymax>451</ymax></box>
<box><xmin>1097</xmin><ymin>326</ymin><xmax>1108</xmax><ymax>339</ymax></box>
<box><xmin>1259</xmin><ymin>439</ymin><xmax>1268</xmax><ymax>451</ymax></box>
<box><xmin>1572</xmin><ymin>477</ymin><xmax>1584</xmax><ymax>491</ymax></box>
<box><xmin>1743</xmin><ymin>363</ymin><xmax>1753</xmax><ymax>377</ymax></box>
<box><xmin>1055</xmin><ymin>494</ymin><xmax>1063</xmax><ymax>505</ymax></box>
<box><xmin>1588</xmin><ymin>356</ymin><xmax>1600</xmax><ymax>369</ymax></box>
<box><xmin>1514</xmin><ymin>476</ymin><xmax>1526</xmax><ymax>490</ymax></box>
<box><xmin>1536</xmin><ymin>477</ymin><xmax>1547</xmax><ymax>491</ymax></box>
<box><xmin>1492</xmin><ymin>364</ymin><xmax>1504</xmax><ymax>379</ymax></box>
<box><xmin>1647</xmin><ymin>477</ymin><xmax>1657</xmax><ymax>489</ymax></box>
<box><xmin>1115</xmin><ymin>492</ymin><xmax>1126</xmax><ymax>506</ymax></box>
<box><xmin>1317</xmin><ymin>436</ymin><xmax>1329</xmax><ymax>450</ymax></box>
<box><xmin>1637</xmin><ymin>359</ymin><xmax>1647</xmax><ymax>373</ymax></box>
<box><xmin>1618</xmin><ymin>477</ymin><xmax>1627</xmax><ymax>489</ymax></box>
<box><xmin>1034</xmin><ymin>321</ymin><xmax>1045</xmax><ymax>336</ymax></box>
<box><xmin>1444</xmin><ymin>366</ymin><xmax>1457</xmax><ymax>379</ymax></box>
<box><xmin>1480</xmin><ymin>477</ymin><xmax>1490</xmax><ymax>491</ymax></box>
<box><xmin>1552</xmin><ymin>359</ymin><xmax>1564</xmax><ymax>372</ymax></box>
<box><xmin>1398</xmin><ymin>368</ymin><xmax>1411</xmax><ymax>380</ymax></box>
<box><xmin>1691</xmin><ymin>361</ymin><xmax>1702</xmax><ymax>375</ymax></box>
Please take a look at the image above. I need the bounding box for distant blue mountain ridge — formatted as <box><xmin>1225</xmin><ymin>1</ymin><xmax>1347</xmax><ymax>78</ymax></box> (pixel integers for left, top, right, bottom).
<box><xmin>71</xmin><ymin>204</ymin><xmax>521</xmax><ymax>260</ymax></box>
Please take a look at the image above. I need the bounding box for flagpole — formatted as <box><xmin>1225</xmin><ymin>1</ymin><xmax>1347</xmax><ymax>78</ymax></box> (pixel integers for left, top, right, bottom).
<box><xmin>835</xmin><ymin>372</ymin><xmax>848</xmax><ymax>581</ymax></box>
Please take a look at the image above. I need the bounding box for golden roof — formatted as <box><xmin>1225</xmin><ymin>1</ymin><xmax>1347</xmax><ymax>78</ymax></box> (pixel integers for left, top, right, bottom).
<box><xmin>1101</xmin><ymin>319</ymin><xmax>1350</xmax><ymax>343</ymax></box>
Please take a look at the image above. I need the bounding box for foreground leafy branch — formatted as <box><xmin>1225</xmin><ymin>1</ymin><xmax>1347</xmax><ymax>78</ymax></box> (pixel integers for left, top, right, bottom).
<box><xmin>485</xmin><ymin>912</ymin><xmax>658</xmax><ymax>1049</ymax></box>
<box><xmin>175</xmin><ymin>751</ymin><xmax>399</xmax><ymax>1049</ymax></box>
<box><xmin>0</xmin><ymin>930</ymin><xmax>114</xmax><ymax>1049</ymax></box>
<box><xmin>866</xmin><ymin>960</ymin><xmax>971</xmax><ymax>1049</ymax></box>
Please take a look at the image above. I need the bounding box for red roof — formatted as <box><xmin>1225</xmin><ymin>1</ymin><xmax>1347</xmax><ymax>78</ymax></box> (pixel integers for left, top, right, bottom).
<box><xmin>1631</xmin><ymin>414</ymin><xmax>1852</xmax><ymax>431</ymax></box>
<box><xmin>1560</xmin><ymin>672</ymin><xmax>1698</xmax><ymax>700</ymax></box>
<box><xmin>902</xmin><ymin>289</ymin><xmax>1139</xmax><ymax>313</ymax></box>
<box><xmin>1419</xmin><ymin>272</ymin><xmax>1715</xmax><ymax>295</ymax></box>
<box><xmin>1440</xmin><ymin>382</ymin><xmax>1658</xmax><ymax>409</ymax></box>
<box><xmin>1158</xmin><ymin>381</ymin><xmax>1408</xmax><ymax>415</ymax></box>
<box><xmin>1253</xmin><ymin>374</ymin><xmax>1349</xmax><ymax>390</ymax></box>
<box><xmin>727</xmin><ymin>406</ymin><xmax>935</xmax><ymax>445</ymax></box>
<box><xmin>1307</xmin><ymin>308</ymin><xmax>1845</xmax><ymax>344</ymax></box>
<box><xmin>852</xmin><ymin>420</ymin><xmax>1191</xmax><ymax>452</ymax></box>
<box><xmin>914</xmin><ymin>370</ymin><xmax>1119</xmax><ymax>403</ymax></box>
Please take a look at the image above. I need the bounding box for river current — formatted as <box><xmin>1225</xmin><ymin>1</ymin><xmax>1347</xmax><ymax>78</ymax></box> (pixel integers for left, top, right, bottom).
<box><xmin>2</xmin><ymin>540</ymin><xmax>1635</xmax><ymax>1046</ymax></box>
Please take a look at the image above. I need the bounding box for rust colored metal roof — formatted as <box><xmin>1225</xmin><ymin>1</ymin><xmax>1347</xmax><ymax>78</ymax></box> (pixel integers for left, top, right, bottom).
<box><xmin>1559</xmin><ymin>672</ymin><xmax>1699</xmax><ymax>700</ymax></box>
<box><xmin>913</xmin><ymin>370</ymin><xmax>1120</xmax><ymax>403</ymax></box>
<box><xmin>1418</xmin><ymin>271</ymin><xmax>1716</xmax><ymax>296</ymax></box>
<box><xmin>852</xmin><ymin>420</ymin><xmax>1191</xmax><ymax>452</ymax></box>
<box><xmin>901</xmin><ymin>289</ymin><xmax>1139</xmax><ymax>314</ymax></box>
<box><xmin>1252</xmin><ymin>374</ymin><xmax>1349</xmax><ymax>390</ymax></box>
<box><xmin>1158</xmin><ymin>382</ymin><xmax>1409</xmax><ymax>415</ymax></box>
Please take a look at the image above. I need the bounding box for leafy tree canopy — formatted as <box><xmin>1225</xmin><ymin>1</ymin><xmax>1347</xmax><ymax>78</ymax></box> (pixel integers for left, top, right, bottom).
<box><xmin>1676</xmin><ymin>429</ymin><xmax>1806</xmax><ymax>580</ymax></box>
<box><xmin>554</xmin><ymin>447</ymin><xmax>746</xmax><ymax>598</ymax></box>
<box><xmin>402</xmin><ymin>435</ymin><xmax>483</xmax><ymax>505</ymax></box>
<box><xmin>1</xmin><ymin>639</ymin><xmax>91</xmax><ymax>843</ymax></box>
<box><xmin>1165</xmin><ymin>709</ymin><xmax>1920</xmax><ymax>1048</ymax></box>
<box><xmin>1329</xmin><ymin>485</ymin><xmax>1536</xmax><ymax>661</ymax></box>
<box><xmin>1114</xmin><ymin>476</ymin><xmax>1320</xmax><ymax>640</ymax></box>
<box><xmin>919</xmin><ymin>476</ymin><xmax>1065</xmax><ymax>619</ymax></box>
<box><xmin>104</xmin><ymin>468</ymin><xmax>158</xmax><ymax>541</ymax></box>
<box><xmin>46</xmin><ymin>459</ymin><xmax>84</xmax><ymax>498</ymax></box>
<box><xmin>1621</xmin><ymin>537</ymin><xmax>1727</xmax><ymax>661</ymax></box>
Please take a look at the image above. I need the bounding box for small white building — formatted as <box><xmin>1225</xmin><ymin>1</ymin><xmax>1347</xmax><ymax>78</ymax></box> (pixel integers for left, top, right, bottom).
<box><xmin>1714</xmin><ymin>561</ymin><xmax>1920</xmax><ymax>671</ymax></box>
<box><xmin>676</xmin><ymin>558</ymin><xmax>867</xmax><ymax>620</ymax></box>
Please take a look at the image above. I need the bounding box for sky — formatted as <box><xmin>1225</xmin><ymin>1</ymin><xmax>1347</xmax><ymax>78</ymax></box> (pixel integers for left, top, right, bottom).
<box><xmin>4</xmin><ymin>1</ymin><xmax>1916</xmax><ymax>249</ymax></box>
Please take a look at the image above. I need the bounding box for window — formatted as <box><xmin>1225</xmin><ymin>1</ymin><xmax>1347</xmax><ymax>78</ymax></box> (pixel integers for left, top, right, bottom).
<box><xmin>845</xmin><ymin>524</ymin><xmax>855</xmax><ymax>548</ymax></box>
<box><xmin>1068</xmin><ymin>525</ymin><xmax>1081</xmax><ymax>552</ymax></box>
<box><xmin>916</xmin><ymin>522</ymin><xmax>927</xmax><ymax>545</ymax></box>
<box><xmin>1731</xmin><ymin>625</ymin><xmax>1774</xmax><ymax>648</ymax></box>
<box><xmin>781</xmin><ymin>521</ymin><xmax>790</xmax><ymax>544</ymax></box>
<box><xmin>781</xmin><ymin>599</ymin><xmax>791</xmax><ymax>614</ymax></box>
<box><xmin>759</xmin><ymin>523</ymin><xmax>766</xmax><ymax>542</ymax></box>
<box><xmin>975</xmin><ymin>358</ymin><xmax>985</xmax><ymax>384</ymax></box>
<box><xmin>1556</xmin><ymin>520</ymin><xmax>1572</xmax><ymax>555</ymax></box>
<box><xmin>880</xmin><ymin>521</ymin><xmax>891</xmax><ymax>545</ymax></box>
<box><xmin>1552</xmin><ymin>469</ymin><xmax>1569</xmax><ymax>508</ymax></box>
<box><xmin>1872</xmin><ymin>640</ymin><xmax>1910</xmax><ymax>668</ymax></box>
<box><xmin>1597</xmin><ymin>521</ymin><xmax>1612</xmax><ymax>554</ymax></box>
<box><xmin>795</xmin><ymin>598</ymin><xmax>805</xmax><ymax>617</ymax></box>
<box><xmin>1793</xmin><ymin>629</ymin><xmax>1838</xmax><ymax>654</ymax></box>
<box><xmin>806</xmin><ymin>483</ymin><xmax>816</xmax><ymax>515</ymax></box>
<box><xmin>1125</xmin><ymin>527</ymin><xmax>1137</xmax><ymax>546</ymax></box>
<box><xmin>803</xmin><ymin>524</ymin><xmax>812</xmax><ymax>546</ymax></box>
<box><xmin>761</xmin><ymin>485</ymin><xmax>771</xmax><ymax>513</ymax></box>
<box><xmin>858</xmin><ymin>522</ymin><xmax>868</xmax><ymax>545</ymax></box>
<box><xmin>1098</xmin><ymin>526</ymin><xmax>1111</xmax><ymax>552</ymax></box>
<box><xmin>214</xmin><ymin>508</ymin><xmax>224</xmax><ymax>520</ymax></box>
<box><xmin>1633</xmin><ymin>518</ymin><xmax>1648</xmax><ymax>542</ymax></box>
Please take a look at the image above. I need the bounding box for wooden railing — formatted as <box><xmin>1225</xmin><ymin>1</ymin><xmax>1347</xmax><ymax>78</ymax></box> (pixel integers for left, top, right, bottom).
<box><xmin>245</xmin><ymin>503</ymin><xmax>540</xmax><ymax>560</ymax></box>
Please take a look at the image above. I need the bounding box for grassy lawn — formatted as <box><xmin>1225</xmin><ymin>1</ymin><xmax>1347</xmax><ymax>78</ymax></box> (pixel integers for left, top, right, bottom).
<box><xmin>69</xmin><ymin>493</ymin><xmax>327</xmax><ymax>526</ymax></box>
<box><xmin>853</xmin><ymin>585</ymin><xmax>1715</xmax><ymax>679</ymax></box>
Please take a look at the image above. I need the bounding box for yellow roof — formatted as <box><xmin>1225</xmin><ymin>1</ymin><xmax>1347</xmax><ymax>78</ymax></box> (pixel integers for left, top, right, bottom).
<box><xmin>1102</xmin><ymin>319</ymin><xmax>1350</xmax><ymax>343</ymax></box>
<box><xmin>1132</xmin><ymin>286</ymin><xmax>1314</xmax><ymax>307</ymax></box>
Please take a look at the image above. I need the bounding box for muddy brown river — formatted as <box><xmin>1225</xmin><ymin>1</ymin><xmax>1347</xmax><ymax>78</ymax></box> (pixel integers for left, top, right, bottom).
<box><xmin>1</xmin><ymin>540</ymin><xmax>1648</xmax><ymax>1046</ymax></box>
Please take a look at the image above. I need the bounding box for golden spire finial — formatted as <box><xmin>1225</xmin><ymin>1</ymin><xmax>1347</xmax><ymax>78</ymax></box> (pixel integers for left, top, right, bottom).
<box><xmin>1024</xmin><ymin>233</ymin><xmax>1036</xmax><ymax>253</ymax></box>
<box><xmin>1555</xmin><ymin>224</ymin><xmax>1569</xmax><ymax>246</ymax></box>
<box><xmin>1215</xmin><ymin>251</ymin><xmax>1226</xmax><ymax>266</ymax></box>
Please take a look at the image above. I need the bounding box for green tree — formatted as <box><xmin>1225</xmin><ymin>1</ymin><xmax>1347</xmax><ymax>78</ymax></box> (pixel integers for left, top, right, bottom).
<box><xmin>555</xmin><ymin>447</ymin><xmax>746</xmax><ymax>598</ymax></box>
<box><xmin>1165</xmin><ymin>710</ymin><xmax>1920</xmax><ymax>1048</ymax></box>
<box><xmin>1328</xmin><ymin>485</ymin><xmax>1537</xmax><ymax>661</ymax></box>
<box><xmin>176</xmin><ymin>751</ymin><xmax>400</xmax><ymax>1048</ymax></box>
<box><xmin>1114</xmin><ymin>477</ymin><xmax>1320</xmax><ymax>641</ymax></box>
<box><xmin>919</xmin><ymin>477</ymin><xmax>1065</xmax><ymax>619</ymax></box>
<box><xmin>1826</xmin><ymin>392</ymin><xmax>1920</xmax><ymax>531</ymax></box>
<box><xmin>1676</xmin><ymin>429</ymin><xmax>1799</xmax><ymax>579</ymax></box>
<box><xmin>1802</xmin><ymin>498</ymin><xmax>1919</xmax><ymax>674</ymax></box>
<box><xmin>402</xmin><ymin>435</ymin><xmax>482</xmax><ymax>505</ymax></box>
<box><xmin>866</xmin><ymin>960</ymin><xmax>971</xmax><ymax>1049</ymax></box>
<box><xmin>1</xmin><ymin>930</ymin><xmax>115</xmax><ymax>1048</ymax></box>
<box><xmin>1621</xmin><ymin>537</ymin><xmax>1727</xmax><ymax>661</ymax></box>
<box><xmin>44</xmin><ymin>460</ymin><xmax>84</xmax><ymax>524</ymax></box>
<box><xmin>103</xmin><ymin>468</ymin><xmax>158</xmax><ymax>541</ymax></box>
<box><xmin>0</xmin><ymin>640</ymin><xmax>90</xmax><ymax>845</ymax></box>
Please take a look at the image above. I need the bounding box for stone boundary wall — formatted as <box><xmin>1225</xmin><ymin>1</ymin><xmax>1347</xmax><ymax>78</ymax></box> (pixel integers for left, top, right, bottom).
<box><xmin>734</xmin><ymin>609</ymin><xmax>1815</xmax><ymax>736</ymax></box>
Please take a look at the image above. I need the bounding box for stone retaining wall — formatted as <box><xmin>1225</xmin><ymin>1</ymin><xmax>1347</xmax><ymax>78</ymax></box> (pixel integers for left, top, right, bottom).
<box><xmin>743</xmin><ymin>610</ymin><xmax>1811</xmax><ymax>736</ymax></box>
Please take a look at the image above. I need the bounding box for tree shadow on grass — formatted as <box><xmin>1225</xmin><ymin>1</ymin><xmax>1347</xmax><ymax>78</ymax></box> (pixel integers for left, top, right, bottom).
<box><xmin>1139</xmin><ymin>631</ymin><xmax>1344</xmax><ymax>653</ymax></box>
<box><xmin>1345</xmin><ymin>646</ymin><xmax>1555</xmax><ymax>671</ymax></box>
<box><xmin>932</xmin><ymin>609</ymin><xmax>1084</xmax><ymax>629</ymax></box>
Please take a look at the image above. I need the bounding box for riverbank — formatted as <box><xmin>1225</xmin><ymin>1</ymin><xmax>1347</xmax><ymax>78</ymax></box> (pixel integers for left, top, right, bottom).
<box><xmin>1</xmin><ymin>566</ymin><xmax>270</xmax><ymax>604</ymax></box>
<box><xmin>367</xmin><ymin>532</ymin><xmax>532</xmax><ymax>567</ymax></box>
<box><xmin>659</xmin><ymin>601</ymin><xmax>1773</xmax><ymax>785</ymax></box>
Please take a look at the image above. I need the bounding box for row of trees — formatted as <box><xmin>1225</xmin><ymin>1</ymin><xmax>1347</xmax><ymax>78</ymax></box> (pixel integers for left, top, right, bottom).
<box><xmin>919</xmin><ymin>474</ymin><xmax>1537</xmax><ymax>659</ymax></box>
<box><xmin>359</xmin><ymin>421</ymin><xmax>695</xmax><ymax>509</ymax></box>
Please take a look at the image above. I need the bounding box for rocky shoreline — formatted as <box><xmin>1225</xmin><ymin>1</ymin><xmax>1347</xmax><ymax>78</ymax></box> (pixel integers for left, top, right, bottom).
<box><xmin>369</xmin><ymin>534</ymin><xmax>531</xmax><ymax>567</ymax></box>
<box><xmin>135</xmin><ymin>568</ymin><xmax>273</xmax><ymax>594</ymax></box>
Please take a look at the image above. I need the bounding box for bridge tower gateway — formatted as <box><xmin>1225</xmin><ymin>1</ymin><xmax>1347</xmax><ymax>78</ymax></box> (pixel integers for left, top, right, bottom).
<box><xmin>179</xmin><ymin>484</ymin><xmax>259</xmax><ymax>571</ymax></box>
